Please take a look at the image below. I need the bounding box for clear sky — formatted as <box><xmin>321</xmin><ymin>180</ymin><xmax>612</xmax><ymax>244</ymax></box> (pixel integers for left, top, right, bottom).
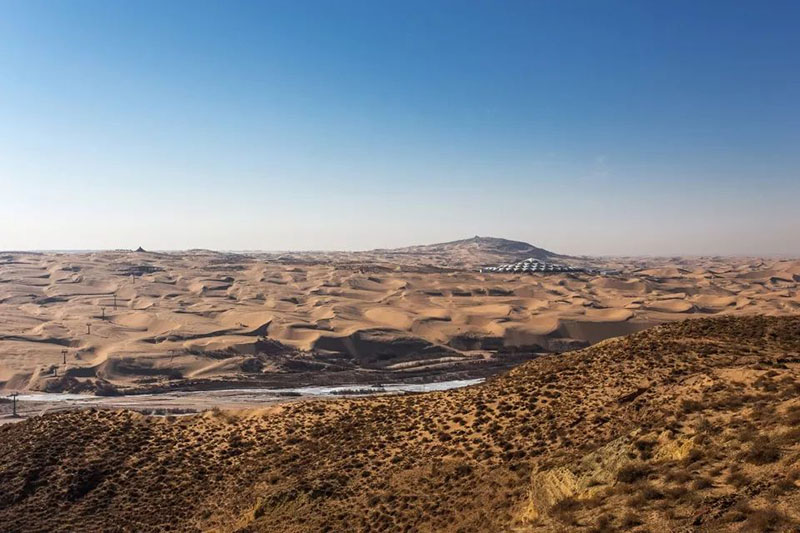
<box><xmin>1</xmin><ymin>1</ymin><xmax>798</xmax><ymax>255</ymax></box>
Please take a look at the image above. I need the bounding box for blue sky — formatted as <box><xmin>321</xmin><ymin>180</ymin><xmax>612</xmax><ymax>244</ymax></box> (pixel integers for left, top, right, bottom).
<box><xmin>1</xmin><ymin>0</ymin><xmax>798</xmax><ymax>254</ymax></box>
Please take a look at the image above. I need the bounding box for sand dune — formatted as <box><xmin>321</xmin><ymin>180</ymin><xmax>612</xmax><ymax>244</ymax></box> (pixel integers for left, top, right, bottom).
<box><xmin>0</xmin><ymin>247</ymin><xmax>798</xmax><ymax>392</ymax></box>
<box><xmin>644</xmin><ymin>300</ymin><xmax>696</xmax><ymax>313</ymax></box>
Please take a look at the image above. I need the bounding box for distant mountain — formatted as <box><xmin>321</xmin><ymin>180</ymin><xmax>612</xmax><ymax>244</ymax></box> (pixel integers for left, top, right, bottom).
<box><xmin>377</xmin><ymin>236</ymin><xmax>567</xmax><ymax>267</ymax></box>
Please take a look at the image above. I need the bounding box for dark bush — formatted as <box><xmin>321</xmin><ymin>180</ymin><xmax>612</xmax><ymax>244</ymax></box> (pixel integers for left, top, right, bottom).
<box><xmin>744</xmin><ymin>437</ymin><xmax>780</xmax><ymax>465</ymax></box>
<box><xmin>616</xmin><ymin>462</ymin><xmax>651</xmax><ymax>483</ymax></box>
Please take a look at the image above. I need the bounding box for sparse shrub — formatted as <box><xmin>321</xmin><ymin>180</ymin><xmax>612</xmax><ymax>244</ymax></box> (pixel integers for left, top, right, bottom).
<box><xmin>589</xmin><ymin>514</ymin><xmax>615</xmax><ymax>533</ymax></box>
<box><xmin>691</xmin><ymin>476</ymin><xmax>713</xmax><ymax>490</ymax></box>
<box><xmin>726</xmin><ymin>470</ymin><xmax>749</xmax><ymax>488</ymax></box>
<box><xmin>784</xmin><ymin>406</ymin><xmax>800</xmax><ymax>426</ymax></box>
<box><xmin>737</xmin><ymin>424</ymin><xmax>759</xmax><ymax>443</ymax></box>
<box><xmin>616</xmin><ymin>462</ymin><xmax>651</xmax><ymax>483</ymax></box>
<box><xmin>550</xmin><ymin>497</ymin><xmax>581</xmax><ymax>525</ymax></box>
<box><xmin>743</xmin><ymin>437</ymin><xmax>780</xmax><ymax>465</ymax></box>
<box><xmin>454</xmin><ymin>463</ymin><xmax>472</xmax><ymax>477</ymax></box>
<box><xmin>665</xmin><ymin>467</ymin><xmax>692</xmax><ymax>484</ymax></box>
<box><xmin>683</xmin><ymin>448</ymin><xmax>704</xmax><ymax>465</ymax></box>
<box><xmin>776</xmin><ymin>426</ymin><xmax>800</xmax><ymax>446</ymax></box>
<box><xmin>634</xmin><ymin>439</ymin><xmax>656</xmax><ymax>460</ymax></box>
<box><xmin>681</xmin><ymin>399</ymin><xmax>704</xmax><ymax>413</ymax></box>
<box><xmin>694</xmin><ymin>416</ymin><xmax>715</xmax><ymax>434</ymax></box>
<box><xmin>620</xmin><ymin>512</ymin><xmax>642</xmax><ymax>527</ymax></box>
<box><xmin>742</xmin><ymin>507</ymin><xmax>786</xmax><ymax>532</ymax></box>
<box><xmin>663</xmin><ymin>484</ymin><xmax>688</xmax><ymax>499</ymax></box>
<box><xmin>626</xmin><ymin>493</ymin><xmax>647</xmax><ymax>508</ymax></box>
<box><xmin>551</xmin><ymin>496</ymin><xmax>580</xmax><ymax>513</ymax></box>
<box><xmin>638</xmin><ymin>482</ymin><xmax>664</xmax><ymax>501</ymax></box>
<box><xmin>771</xmin><ymin>477</ymin><xmax>797</xmax><ymax>496</ymax></box>
<box><xmin>723</xmin><ymin>501</ymin><xmax>751</xmax><ymax>523</ymax></box>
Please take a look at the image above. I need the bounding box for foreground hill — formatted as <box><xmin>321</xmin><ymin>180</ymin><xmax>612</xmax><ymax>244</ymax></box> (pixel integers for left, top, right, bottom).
<box><xmin>1</xmin><ymin>315</ymin><xmax>800</xmax><ymax>532</ymax></box>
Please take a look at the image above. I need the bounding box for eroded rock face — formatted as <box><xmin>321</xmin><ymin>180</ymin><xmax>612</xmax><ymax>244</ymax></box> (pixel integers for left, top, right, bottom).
<box><xmin>521</xmin><ymin>428</ymin><xmax>696</xmax><ymax>522</ymax></box>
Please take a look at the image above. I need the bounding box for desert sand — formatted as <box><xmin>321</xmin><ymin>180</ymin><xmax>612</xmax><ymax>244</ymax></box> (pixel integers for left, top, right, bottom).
<box><xmin>1</xmin><ymin>315</ymin><xmax>798</xmax><ymax>531</ymax></box>
<box><xmin>1</xmin><ymin>237</ymin><xmax>798</xmax><ymax>394</ymax></box>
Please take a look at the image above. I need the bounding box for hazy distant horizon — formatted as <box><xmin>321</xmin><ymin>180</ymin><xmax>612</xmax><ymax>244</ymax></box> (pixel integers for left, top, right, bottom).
<box><xmin>4</xmin><ymin>236</ymin><xmax>799</xmax><ymax>259</ymax></box>
<box><xmin>2</xmin><ymin>1</ymin><xmax>799</xmax><ymax>256</ymax></box>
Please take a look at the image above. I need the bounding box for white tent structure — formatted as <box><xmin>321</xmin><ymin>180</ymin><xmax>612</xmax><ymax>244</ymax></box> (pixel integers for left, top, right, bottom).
<box><xmin>479</xmin><ymin>257</ymin><xmax>585</xmax><ymax>274</ymax></box>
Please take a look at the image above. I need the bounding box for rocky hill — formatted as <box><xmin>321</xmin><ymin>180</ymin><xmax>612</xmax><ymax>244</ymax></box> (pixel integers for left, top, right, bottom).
<box><xmin>376</xmin><ymin>236</ymin><xmax>567</xmax><ymax>267</ymax></box>
<box><xmin>1</xmin><ymin>315</ymin><xmax>799</xmax><ymax>532</ymax></box>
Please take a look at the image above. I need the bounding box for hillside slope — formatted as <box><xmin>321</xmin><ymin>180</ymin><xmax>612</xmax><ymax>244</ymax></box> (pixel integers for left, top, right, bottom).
<box><xmin>1</xmin><ymin>316</ymin><xmax>799</xmax><ymax>532</ymax></box>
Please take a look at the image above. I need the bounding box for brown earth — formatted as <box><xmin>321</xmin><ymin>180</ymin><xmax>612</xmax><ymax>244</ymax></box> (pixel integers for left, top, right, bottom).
<box><xmin>1</xmin><ymin>315</ymin><xmax>799</xmax><ymax>532</ymax></box>
<box><xmin>1</xmin><ymin>238</ymin><xmax>798</xmax><ymax>393</ymax></box>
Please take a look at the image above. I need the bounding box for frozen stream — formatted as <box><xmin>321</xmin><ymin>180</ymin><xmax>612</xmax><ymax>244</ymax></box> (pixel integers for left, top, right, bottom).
<box><xmin>6</xmin><ymin>378</ymin><xmax>485</xmax><ymax>416</ymax></box>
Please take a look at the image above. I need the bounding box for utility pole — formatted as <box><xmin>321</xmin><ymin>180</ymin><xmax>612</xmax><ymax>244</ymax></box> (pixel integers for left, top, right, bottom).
<box><xmin>10</xmin><ymin>393</ymin><xmax>18</xmax><ymax>417</ymax></box>
<box><xmin>86</xmin><ymin>322</ymin><xmax>91</xmax><ymax>335</ymax></box>
<box><xmin>62</xmin><ymin>348</ymin><xmax>68</xmax><ymax>365</ymax></box>
<box><xmin>101</xmin><ymin>307</ymin><xmax>106</xmax><ymax>320</ymax></box>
